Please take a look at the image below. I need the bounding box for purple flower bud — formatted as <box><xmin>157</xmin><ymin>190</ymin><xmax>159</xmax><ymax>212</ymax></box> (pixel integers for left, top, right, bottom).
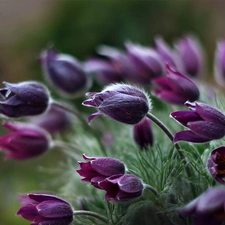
<box><xmin>171</xmin><ymin>101</ymin><xmax>225</xmax><ymax>143</ymax></box>
<box><xmin>133</xmin><ymin>117</ymin><xmax>153</xmax><ymax>149</ymax></box>
<box><xmin>214</xmin><ymin>41</ymin><xmax>225</xmax><ymax>86</ymax></box>
<box><xmin>29</xmin><ymin>105</ymin><xmax>72</xmax><ymax>135</ymax></box>
<box><xmin>177</xmin><ymin>187</ymin><xmax>225</xmax><ymax>225</ymax></box>
<box><xmin>40</xmin><ymin>48</ymin><xmax>90</xmax><ymax>97</ymax></box>
<box><xmin>98</xmin><ymin>174</ymin><xmax>144</xmax><ymax>202</ymax></box>
<box><xmin>84</xmin><ymin>58</ymin><xmax>125</xmax><ymax>85</ymax></box>
<box><xmin>0</xmin><ymin>81</ymin><xmax>50</xmax><ymax>118</ymax></box>
<box><xmin>152</xmin><ymin>64</ymin><xmax>200</xmax><ymax>105</ymax></box>
<box><xmin>125</xmin><ymin>42</ymin><xmax>165</xmax><ymax>84</ymax></box>
<box><xmin>0</xmin><ymin>121</ymin><xmax>51</xmax><ymax>160</ymax></box>
<box><xmin>17</xmin><ymin>193</ymin><xmax>74</xmax><ymax>225</ymax></box>
<box><xmin>207</xmin><ymin>146</ymin><xmax>225</xmax><ymax>184</ymax></box>
<box><xmin>155</xmin><ymin>37</ymin><xmax>177</xmax><ymax>68</ymax></box>
<box><xmin>82</xmin><ymin>83</ymin><xmax>151</xmax><ymax>124</ymax></box>
<box><xmin>175</xmin><ymin>35</ymin><xmax>204</xmax><ymax>78</ymax></box>
<box><xmin>76</xmin><ymin>154</ymin><xmax>126</xmax><ymax>189</ymax></box>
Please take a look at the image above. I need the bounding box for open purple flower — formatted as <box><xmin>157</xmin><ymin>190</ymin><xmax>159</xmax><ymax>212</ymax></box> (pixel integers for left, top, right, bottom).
<box><xmin>214</xmin><ymin>41</ymin><xmax>225</xmax><ymax>86</ymax></box>
<box><xmin>152</xmin><ymin>64</ymin><xmax>199</xmax><ymax>105</ymax></box>
<box><xmin>17</xmin><ymin>193</ymin><xmax>74</xmax><ymax>225</ymax></box>
<box><xmin>177</xmin><ymin>187</ymin><xmax>225</xmax><ymax>225</ymax></box>
<box><xmin>175</xmin><ymin>34</ymin><xmax>204</xmax><ymax>78</ymax></box>
<box><xmin>133</xmin><ymin>117</ymin><xmax>153</xmax><ymax>149</ymax></box>
<box><xmin>40</xmin><ymin>47</ymin><xmax>90</xmax><ymax>97</ymax></box>
<box><xmin>99</xmin><ymin>174</ymin><xmax>144</xmax><ymax>202</ymax></box>
<box><xmin>171</xmin><ymin>101</ymin><xmax>225</xmax><ymax>143</ymax></box>
<box><xmin>208</xmin><ymin>146</ymin><xmax>225</xmax><ymax>184</ymax></box>
<box><xmin>0</xmin><ymin>121</ymin><xmax>51</xmax><ymax>160</ymax></box>
<box><xmin>0</xmin><ymin>81</ymin><xmax>50</xmax><ymax>118</ymax></box>
<box><xmin>82</xmin><ymin>83</ymin><xmax>151</xmax><ymax>124</ymax></box>
<box><xmin>76</xmin><ymin>154</ymin><xmax>126</xmax><ymax>189</ymax></box>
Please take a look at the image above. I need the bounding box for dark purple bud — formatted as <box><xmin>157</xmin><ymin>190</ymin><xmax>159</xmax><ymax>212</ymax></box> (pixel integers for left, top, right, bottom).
<box><xmin>214</xmin><ymin>41</ymin><xmax>225</xmax><ymax>86</ymax></box>
<box><xmin>17</xmin><ymin>193</ymin><xmax>74</xmax><ymax>225</ymax></box>
<box><xmin>177</xmin><ymin>187</ymin><xmax>225</xmax><ymax>225</ymax></box>
<box><xmin>0</xmin><ymin>81</ymin><xmax>50</xmax><ymax>118</ymax></box>
<box><xmin>29</xmin><ymin>105</ymin><xmax>72</xmax><ymax>135</ymax></box>
<box><xmin>133</xmin><ymin>117</ymin><xmax>153</xmax><ymax>149</ymax></box>
<box><xmin>175</xmin><ymin>34</ymin><xmax>204</xmax><ymax>78</ymax></box>
<box><xmin>82</xmin><ymin>83</ymin><xmax>151</xmax><ymax>124</ymax></box>
<box><xmin>84</xmin><ymin>59</ymin><xmax>125</xmax><ymax>85</ymax></box>
<box><xmin>155</xmin><ymin>37</ymin><xmax>177</xmax><ymax>68</ymax></box>
<box><xmin>76</xmin><ymin>154</ymin><xmax>126</xmax><ymax>189</ymax></box>
<box><xmin>99</xmin><ymin>174</ymin><xmax>144</xmax><ymax>202</ymax></box>
<box><xmin>125</xmin><ymin>42</ymin><xmax>165</xmax><ymax>84</ymax></box>
<box><xmin>171</xmin><ymin>101</ymin><xmax>225</xmax><ymax>143</ymax></box>
<box><xmin>40</xmin><ymin>48</ymin><xmax>90</xmax><ymax>97</ymax></box>
<box><xmin>152</xmin><ymin>64</ymin><xmax>200</xmax><ymax>105</ymax></box>
<box><xmin>207</xmin><ymin>146</ymin><xmax>225</xmax><ymax>184</ymax></box>
<box><xmin>0</xmin><ymin>121</ymin><xmax>51</xmax><ymax>160</ymax></box>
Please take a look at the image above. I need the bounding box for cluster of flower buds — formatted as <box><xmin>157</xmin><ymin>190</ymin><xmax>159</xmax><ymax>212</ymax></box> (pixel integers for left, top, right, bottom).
<box><xmin>77</xmin><ymin>154</ymin><xmax>144</xmax><ymax>202</ymax></box>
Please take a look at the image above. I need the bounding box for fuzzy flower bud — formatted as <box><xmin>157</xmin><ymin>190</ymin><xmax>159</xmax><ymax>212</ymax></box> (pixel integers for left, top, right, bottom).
<box><xmin>207</xmin><ymin>146</ymin><xmax>225</xmax><ymax>184</ymax></box>
<box><xmin>177</xmin><ymin>187</ymin><xmax>225</xmax><ymax>225</ymax></box>
<box><xmin>133</xmin><ymin>117</ymin><xmax>153</xmax><ymax>149</ymax></box>
<box><xmin>76</xmin><ymin>154</ymin><xmax>126</xmax><ymax>189</ymax></box>
<box><xmin>171</xmin><ymin>101</ymin><xmax>225</xmax><ymax>143</ymax></box>
<box><xmin>175</xmin><ymin>34</ymin><xmax>204</xmax><ymax>78</ymax></box>
<box><xmin>82</xmin><ymin>83</ymin><xmax>151</xmax><ymax>124</ymax></box>
<box><xmin>152</xmin><ymin>64</ymin><xmax>200</xmax><ymax>105</ymax></box>
<box><xmin>0</xmin><ymin>81</ymin><xmax>50</xmax><ymax>118</ymax></box>
<box><xmin>0</xmin><ymin>121</ymin><xmax>51</xmax><ymax>160</ymax></box>
<box><xmin>17</xmin><ymin>193</ymin><xmax>74</xmax><ymax>225</ymax></box>
<box><xmin>99</xmin><ymin>174</ymin><xmax>144</xmax><ymax>202</ymax></box>
<box><xmin>40</xmin><ymin>47</ymin><xmax>90</xmax><ymax>97</ymax></box>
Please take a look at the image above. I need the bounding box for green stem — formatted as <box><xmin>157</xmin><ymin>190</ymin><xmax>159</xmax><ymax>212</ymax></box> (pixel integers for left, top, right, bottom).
<box><xmin>52</xmin><ymin>100</ymin><xmax>107</xmax><ymax>156</ymax></box>
<box><xmin>73</xmin><ymin>210</ymin><xmax>108</xmax><ymax>224</ymax></box>
<box><xmin>144</xmin><ymin>184</ymin><xmax>159</xmax><ymax>197</ymax></box>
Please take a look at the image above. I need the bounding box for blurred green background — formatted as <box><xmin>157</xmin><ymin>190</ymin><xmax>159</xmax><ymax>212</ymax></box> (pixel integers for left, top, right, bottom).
<box><xmin>0</xmin><ymin>0</ymin><xmax>225</xmax><ymax>224</ymax></box>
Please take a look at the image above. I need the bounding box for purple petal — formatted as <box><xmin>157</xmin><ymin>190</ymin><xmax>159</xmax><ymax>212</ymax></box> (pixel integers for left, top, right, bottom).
<box><xmin>174</xmin><ymin>130</ymin><xmax>211</xmax><ymax>143</ymax></box>
<box><xmin>87</xmin><ymin>111</ymin><xmax>102</xmax><ymax>124</ymax></box>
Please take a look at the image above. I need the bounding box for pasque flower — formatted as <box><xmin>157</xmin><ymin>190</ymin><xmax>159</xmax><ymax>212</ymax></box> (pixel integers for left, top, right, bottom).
<box><xmin>214</xmin><ymin>40</ymin><xmax>225</xmax><ymax>86</ymax></box>
<box><xmin>207</xmin><ymin>146</ymin><xmax>225</xmax><ymax>184</ymax></box>
<box><xmin>177</xmin><ymin>187</ymin><xmax>225</xmax><ymax>225</ymax></box>
<box><xmin>152</xmin><ymin>64</ymin><xmax>200</xmax><ymax>105</ymax></box>
<box><xmin>133</xmin><ymin>117</ymin><xmax>154</xmax><ymax>149</ymax></box>
<box><xmin>98</xmin><ymin>174</ymin><xmax>144</xmax><ymax>202</ymax></box>
<box><xmin>175</xmin><ymin>34</ymin><xmax>204</xmax><ymax>78</ymax></box>
<box><xmin>0</xmin><ymin>81</ymin><xmax>50</xmax><ymax>118</ymax></box>
<box><xmin>40</xmin><ymin>47</ymin><xmax>90</xmax><ymax>97</ymax></box>
<box><xmin>17</xmin><ymin>193</ymin><xmax>74</xmax><ymax>225</ymax></box>
<box><xmin>171</xmin><ymin>101</ymin><xmax>225</xmax><ymax>143</ymax></box>
<box><xmin>77</xmin><ymin>154</ymin><xmax>126</xmax><ymax>189</ymax></box>
<box><xmin>125</xmin><ymin>42</ymin><xmax>164</xmax><ymax>84</ymax></box>
<box><xmin>0</xmin><ymin>121</ymin><xmax>51</xmax><ymax>160</ymax></box>
<box><xmin>82</xmin><ymin>83</ymin><xmax>151</xmax><ymax>124</ymax></box>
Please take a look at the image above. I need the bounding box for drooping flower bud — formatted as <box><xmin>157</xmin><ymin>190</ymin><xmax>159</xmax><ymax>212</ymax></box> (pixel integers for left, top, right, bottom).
<box><xmin>175</xmin><ymin>34</ymin><xmax>204</xmax><ymax>78</ymax></box>
<box><xmin>99</xmin><ymin>174</ymin><xmax>144</xmax><ymax>202</ymax></box>
<box><xmin>207</xmin><ymin>146</ymin><xmax>225</xmax><ymax>184</ymax></box>
<box><xmin>171</xmin><ymin>101</ymin><xmax>225</xmax><ymax>143</ymax></box>
<box><xmin>133</xmin><ymin>117</ymin><xmax>153</xmax><ymax>149</ymax></box>
<box><xmin>177</xmin><ymin>187</ymin><xmax>225</xmax><ymax>225</ymax></box>
<box><xmin>82</xmin><ymin>83</ymin><xmax>151</xmax><ymax>125</ymax></box>
<box><xmin>0</xmin><ymin>81</ymin><xmax>50</xmax><ymax>118</ymax></box>
<box><xmin>0</xmin><ymin>121</ymin><xmax>51</xmax><ymax>160</ymax></box>
<box><xmin>214</xmin><ymin>40</ymin><xmax>225</xmax><ymax>86</ymax></box>
<box><xmin>125</xmin><ymin>42</ymin><xmax>165</xmax><ymax>84</ymax></box>
<box><xmin>76</xmin><ymin>154</ymin><xmax>126</xmax><ymax>189</ymax></box>
<box><xmin>152</xmin><ymin>64</ymin><xmax>200</xmax><ymax>105</ymax></box>
<box><xmin>40</xmin><ymin>47</ymin><xmax>90</xmax><ymax>97</ymax></box>
<box><xmin>17</xmin><ymin>193</ymin><xmax>74</xmax><ymax>225</ymax></box>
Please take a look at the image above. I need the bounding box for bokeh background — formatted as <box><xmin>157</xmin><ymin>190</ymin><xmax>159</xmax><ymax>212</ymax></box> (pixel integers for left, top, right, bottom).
<box><xmin>0</xmin><ymin>0</ymin><xmax>225</xmax><ymax>224</ymax></box>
